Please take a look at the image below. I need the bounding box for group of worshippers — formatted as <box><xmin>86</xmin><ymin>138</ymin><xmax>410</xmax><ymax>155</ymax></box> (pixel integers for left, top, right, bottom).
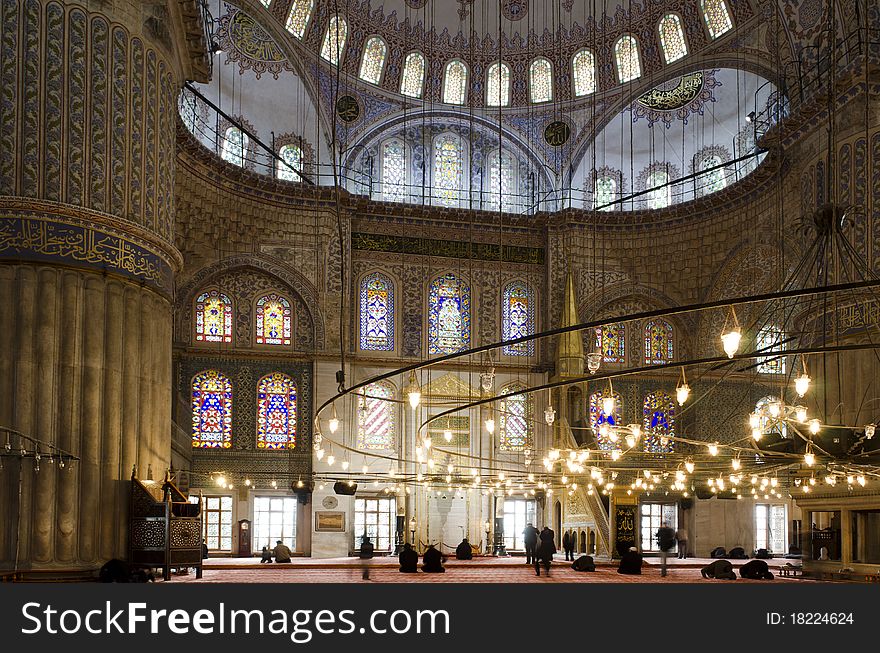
<box><xmin>398</xmin><ymin>542</ymin><xmax>449</xmax><ymax>573</ymax></box>
<box><xmin>613</xmin><ymin>543</ymin><xmax>775</xmax><ymax>580</ymax></box>
<box><xmin>522</xmin><ymin>522</ymin><xmax>557</xmax><ymax>576</ymax></box>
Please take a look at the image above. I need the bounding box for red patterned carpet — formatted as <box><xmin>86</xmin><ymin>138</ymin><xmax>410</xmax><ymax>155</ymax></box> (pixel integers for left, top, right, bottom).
<box><xmin>163</xmin><ymin>556</ymin><xmax>817</xmax><ymax>584</ymax></box>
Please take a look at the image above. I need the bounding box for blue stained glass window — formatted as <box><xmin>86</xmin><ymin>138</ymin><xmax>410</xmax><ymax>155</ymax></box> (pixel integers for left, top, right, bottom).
<box><xmin>644</xmin><ymin>319</ymin><xmax>674</xmax><ymax>365</ymax></box>
<box><xmin>502</xmin><ymin>280</ymin><xmax>534</xmax><ymax>356</ymax></box>
<box><xmin>589</xmin><ymin>391</ymin><xmax>622</xmax><ymax>451</ymax></box>
<box><xmin>643</xmin><ymin>391</ymin><xmax>675</xmax><ymax>453</ymax></box>
<box><xmin>257</xmin><ymin>373</ymin><xmax>296</xmax><ymax>449</ymax></box>
<box><xmin>360</xmin><ymin>272</ymin><xmax>394</xmax><ymax>351</ymax></box>
<box><xmin>191</xmin><ymin>370</ymin><xmax>232</xmax><ymax>449</ymax></box>
<box><xmin>428</xmin><ymin>273</ymin><xmax>471</xmax><ymax>355</ymax></box>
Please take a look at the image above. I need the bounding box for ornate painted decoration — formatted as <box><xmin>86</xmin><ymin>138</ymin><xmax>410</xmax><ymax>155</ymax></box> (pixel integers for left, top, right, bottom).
<box><xmin>195</xmin><ymin>290</ymin><xmax>233</xmax><ymax>343</ymax></box>
<box><xmin>192</xmin><ymin>370</ymin><xmax>233</xmax><ymax>449</ymax></box>
<box><xmin>502</xmin><ymin>280</ymin><xmax>535</xmax><ymax>356</ymax></box>
<box><xmin>255</xmin><ymin>293</ymin><xmax>292</xmax><ymax>345</ymax></box>
<box><xmin>218</xmin><ymin>7</ymin><xmax>291</xmax><ymax>79</ymax></box>
<box><xmin>351</xmin><ymin>233</ymin><xmax>545</xmax><ymax>265</ymax></box>
<box><xmin>257</xmin><ymin>372</ymin><xmax>296</xmax><ymax>449</ymax></box>
<box><xmin>644</xmin><ymin>319</ymin><xmax>674</xmax><ymax>365</ymax></box>
<box><xmin>336</xmin><ymin>95</ymin><xmax>360</xmax><ymax>123</ymax></box>
<box><xmin>589</xmin><ymin>391</ymin><xmax>622</xmax><ymax>451</ymax></box>
<box><xmin>360</xmin><ymin>271</ymin><xmax>394</xmax><ymax>351</ymax></box>
<box><xmin>501</xmin><ymin>0</ymin><xmax>528</xmax><ymax>21</ymax></box>
<box><xmin>636</xmin><ymin>72</ymin><xmax>705</xmax><ymax>111</ymax></box>
<box><xmin>544</xmin><ymin>120</ymin><xmax>571</xmax><ymax>147</ymax></box>
<box><xmin>499</xmin><ymin>384</ymin><xmax>531</xmax><ymax>452</ymax></box>
<box><xmin>643</xmin><ymin>391</ymin><xmax>675</xmax><ymax>453</ymax></box>
<box><xmin>428</xmin><ymin>272</ymin><xmax>471</xmax><ymax>355</ymax></box>
<box><xmin>595</xmin><ymin>324</ymin><xmax>625</xmax><ymax>363</ymax></box>
<box><xmin>357</xmin><ymin>381</ymin><xmax>396</xmax><ymax>450</ymax></box>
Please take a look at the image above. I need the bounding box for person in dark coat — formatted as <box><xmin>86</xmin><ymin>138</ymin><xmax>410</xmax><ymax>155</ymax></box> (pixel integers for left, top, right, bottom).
<box><xmin>617</xmin><ymin>547</ymin><xmax>643</xmax><ymax>575</ymax></box>
<box><xmin>359</xmin><ymin>535</ymin><xmax>375</xmax><ymax>580</ymax></box>
<box><xmin>399</xmin><ymin>543</ymin><xmax>418</xmax><ymax>573</ymax></box>
<box><xmin>539</xmin><ymin>526</ymin><xmax>556</xmax><ymax>553</ymax></box>
<box><xmin>740</xmin><ymin>559</ymin><xmax>774</xmax><ymax>580</ymax></box>
<box><xmin>422</xmin><ymin>544</ymin><xmax>446</xmax><ymax>573</ymax></box>
<box><xmin>701</xmin><ymin>559</ymin><xmax>737</xmax><ymax>580</ymax></box>
<box><xmin>273</xmin><ymin>540</ymin><xmax>292</xmax><ymax>563</ymax></box>
<box><xmin>260</xmin><ymin>546</ymin><xmax>273</xmax><ymax>563</ymax></box>
<box><xmin>571</xmin><ymin>555</ymin><xmax>596</xmax><ymax>572</ymax></box>
<box><xmin>201</xmin><ymin>539</ymin><xmax>209</xmax><ymax>560</ymax></box>
<box><xmin>522</xmin><ymin>522</ymin><xmax>539</xmax><ymax>565</ymax></box>
<box><xmin>562</xmin><ymin>530</ymin><xmax>575</xmax><ymax>561</ymax></box>
<box><xmin>656</xmin><ymin>522</ymin><xmax>676</xmax><ymax>577</ymax></box>
<box><xmin>534</xmin><ymin>537</ymin><xmax>554</xmax><ymax>576</ymax></box>
<box><xmin>455</xmin><ymin>538</ymin><xmax>473</xmax><ymax>560</ymax></box>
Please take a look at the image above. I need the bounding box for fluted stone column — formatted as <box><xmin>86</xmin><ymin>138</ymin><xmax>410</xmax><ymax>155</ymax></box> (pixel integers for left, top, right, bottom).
<box><xmin>0</xmin><ymin>0</ymin><xmax>193</xmax><ymax>571</ymax></box>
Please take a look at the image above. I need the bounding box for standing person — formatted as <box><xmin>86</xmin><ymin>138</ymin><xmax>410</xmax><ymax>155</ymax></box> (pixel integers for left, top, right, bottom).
<box><xmin>539</xmin><ymin>526</ymin><xmax>557</xmax><ymax>557</ymax></box>
<box><xmin>359</xmin><ymin>535</ymin><xmax>374</xmax><ymax>580</ymax></box>
<box><xmin>562</xmin><ymin>530</ymin><xmax>575</xmax><ymax>561</ymax></box>
<box><xmin>675</xmin><ymin>525</ymin><xmax>689</xmax><ymax>559</ymax></box>
<box><xmin>522</xmin><ymin>522</ymin><xmax>539</xmax><ymax>565</ymax></box>
<box><xmin>656</xmin><ymin>522</ymin><xmax>675</xmax><ymax>577</ymax></box>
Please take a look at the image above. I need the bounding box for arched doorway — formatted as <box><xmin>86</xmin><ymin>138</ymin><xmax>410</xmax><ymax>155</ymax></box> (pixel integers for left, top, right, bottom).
<box><xmin>589</xmin><ymin>530</ymin><xmax>596</xmax><ymax>554</ymax></box>
<box><xmin>579</xmin><ymin>530</ymin><xmax>587</xmax><ymax>553</ymax></box>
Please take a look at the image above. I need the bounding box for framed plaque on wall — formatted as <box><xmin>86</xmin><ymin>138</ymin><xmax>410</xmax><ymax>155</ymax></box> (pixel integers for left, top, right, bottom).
<box><xmin>315</xmin><ymin>511</ymin><xmax>346</xmax><ymax>532</ymax></box>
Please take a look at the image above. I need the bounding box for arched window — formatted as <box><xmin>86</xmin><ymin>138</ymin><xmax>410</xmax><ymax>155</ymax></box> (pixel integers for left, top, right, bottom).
<box><xmin>432</xmin><ymin>133</ymin><xmax>465</xmax><ymax>207</ymax></box>
<box><xmin>259</xmin><ymin>0</ymin><xmax>271</xmax><ymax>7</ymax></box>
<box><xmin>320</xmin><ymin>16</ymin><xmax>347</xmax><ymax>65</ymax></box>
<box><xmin>646</xmin><ymin>169</ymin><xmax>671</xmax><ymax>209</ymax></box>
<box><xmin>220</xmin><ymin>127</ymin><xmax>248</xmax><ymax>167</ymax></box>
<box><xmin>589</xmin><ymin>391</ymin><xmax>622</xmax><ymax>451</ymax></box>
<box><xmin>658</xmin><ymin>14</ymin><xmax>688</xmax><ymax>63</ymax></box>
<box><xmin>357</xmin><ymin>381</ymin><xmax>396</xmax><ymax>450</ymax></box>
<box><xmin>645</xmin><ymin>320</ymin><xmax>674</xmax><ymax>365</ymax></box>
<box><xmin>643</xmin><ymin>391</ymin><xmax>675</xmax><ymax>453</ymax></box>
<box><xmin>381</xmin><ymin>138</ymin><xmax>407</xmax><ymax>202</ymax></box>
<box><xmin>255</xmin><ymin>293</ymin><xmax>292</xmax><ymax>346</ymax></box>
<box><xmin>195</xmin><ymin>290</ymin><xmax>233</xmax><ymax>343</ymax></box>
<box><xmin>698</xmin><ymin>153</ymin><xmax>727</xmax><ymax>195</ymax></box>
<box><xmin>257</xmin><ymin>373</ymin><xmax>296</xmax><ymax>449</ymax></box>
<box><xmin>595</xmin><ymin>324</ymin><xmax>625</xmax><ymax>363</ymax></box>
<box><xmin>756</xmin><ymin>395</ymin><xmax>787</xmax><ymax>437</ymax></box>
<box><xmin>277</xmin><ymin>144</ymin><xmax>302</xmax><ymax>181</ymax></box>
<box><xmin>486</xmin><ymin>61</ymin><xmax>511</xmax><ymax>107</ymax></box>
<box><xmin>502</xmin><ymin>280</ymin><xmax>534</xmax><ymax>356</ymax></box>
<box><xmin>499</xmin><ymin>384</ymin><xmax>532</xmax><ymax>452</ymax></box>
<box><xmin>756</xmin><ymin>326</ymin><xmax>785</xmax><ymax>374</ymax></box>
<box><xmin>529</xmin><ymin>58</ymin><xmax>553</xmax><ymax>103</ymax></box>
<box><xmin>360</xmin><ymin>271</ymin><xmax>394</xmax><ymax>351</ymax></box>
<box><xmin>443</xmin><ymin>60</ymin><xmax>468</xmax><ymax>105</ymax></box>
<box><xmin>572</xmin><ymin>49</ymin><xmax>596</xmax><ymax>96</ymax></box>
<box><xmin>701</xmin><ymin>0</ymin><xmax>733</xmax><ymax>39</ymax></box>
<box><xmin>428</xmin><ymin>272</ymin><xmax>471</xmax><ymax>355</ymax></box>
<box><xmin>487</xmin><ymin>149</ymin><xmax>516</xmax><ymax>212</ymax></box>
<box><xmin>614</xmin><ymin>35</ymin><xmax>641</xmax><ymax>83</ymax></box>
<box><xmin>593</xmin><ymin>174</ymin><xmax>617</xmax><ymax>211</ymax></box>
<box><xmin>192</xmin><ymin>370</ymin><xmax>232</xmax><ymax>448</ymax></box>
<box><xmin>400</xmin><ymin>52</ymin><xmax>426</xmax><ymax>98</ymax></box>
<box><xmin>285</xmin><ymin>0</ymin><xmax>314</xmax><ymax>38</ymax></box>
<box><xmin>359</xmin><ymin>36</ymin><xmax>387</xmax><ymax>84</ymax></box>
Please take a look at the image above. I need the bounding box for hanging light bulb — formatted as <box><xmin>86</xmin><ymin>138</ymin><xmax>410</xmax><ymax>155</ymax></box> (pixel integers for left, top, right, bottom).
<box><xmin>447</xmin><ymin>463</ymin><xmax>454</xmax><ymax>473</ymax></box>
<box><xmin>732</xmin><ymin>458</ymin><xmax>741</xmax><ymax>471</ymax></box>
<box><xmin>795</xmin><ymin>406</ymin><xmax>808</xmax><ymax>423</ymax></box>
<box><xmin>443</xmin><ymin>429</ymin><xmax>453</xmax><ymax>443</ymax></box>
<box><xmin>406</xmin><ymin>371</ymin><xmax>421</xmax><ymax>409</ymax></box>
<box><xmin>549</xmin><ymin>449</ymin><xmax>560</xmax><ymax>461</ymax></box>
<box><xmin>362</xmin><ymin>464</ymin><xmax>369</xmax><ymax>474</ymax></box>
<box><xmin>602</xmin><ymin>395</ymin><xmax>615</xmax><ymax>416</ymax></box>
<box><xmin>721</xmin><ymin>328</ymin><xmax>741</xmax><ymax>358</ymax></box>
<box><xmin>341</xmin><ymin>460</ymin><xmax>350</xmax><ymax>471</ymax></box>
<box><xmin>676</xmin><ymin>383</ymin><xmax>690</xmax><ymax>406</ymax></box>
<box><xmin>768</xmin><ymin>401</ymin><xmax>781</xmax><ymax>419</ymax></box>
<box><xmin>808</xmin><ymin>419</ymin><xmax>821</xmax><ymax>435</ymax></box>
<box><xmin>749</xmin><ymin>413</ymin><xmax>761</xmax><ymax>429</ymax></box>
<box><xmin>326</xmin><ymin>455</ymin><xmax>335</xmax><ymax>466</ymax></box>
<box><xmin>857</xmin><ymin>475</ymin><xmax>866</xmax><ymax>487</ymax></box>
<box><xmin>327</xmin><ymin>403</ymin><xmax>340</xmax><ymax>434</ymax></box>
<box><xmin>752</xmin><ymin>428</ymin><xmax>763</xmax><ymax>441</ymax></box>
<box><xmin>485</xmin><ymin>417</ymin><xmax>496</xmax><ymax>434</ymax></box>
<box><xmin>628</xmin><ymin>424</ymin><xmax>641</xmax><ymax>440</ymax></box>
<box><xmin>804</xmin><ymin>450</ymin><xmax>815</xmax><ymax>466</ymax></box>
<box><xmin>625</xmin><ymin>433</ymin><xmax>636</xmax><ymax>449</ymax></box>
<box><xmin>794</xmin><ymin>373</ymin><xmax>811</xmax><ymax>398</ymax></box>
<box><xmin>685</xmin><ymin>459</ymin><xmax>695</xmax><ymax>474</ymax></box>
<box><xmin>708</xmin><ymin>443</ymin><xmax>719</xmax><ymax>456</ymax></box>
<box><xmin>480</xmin><ymin>368</ymin><xmax>495</xmax><ymax>393</ymax></box>
<box><xmin>424</xmin><ymin>436</ymin><xmax>432</xmax><ymax>450</ymax></box>
<box><xmin>544</xmin><ymin>405</ymin><xmax>556</xmax><ymax>426</ymax></box>
<box><xmin>611</xmin><ymin>449</ymin><xmax>621</xmax><ymax>461</ymax></box>
<box><xmin>865</xmin><ymin>424</ymin><xmax>875</xmax><ymax>439</ymax></box>
<box><xmin>316</xmin><ymin>448</ymin><xmax>325</xmax><ymax>460</ymax></box>
<box><xmin>599</xmin><ymin>423</ymin><xmax>610</xmax><ymax>439</ymax></box>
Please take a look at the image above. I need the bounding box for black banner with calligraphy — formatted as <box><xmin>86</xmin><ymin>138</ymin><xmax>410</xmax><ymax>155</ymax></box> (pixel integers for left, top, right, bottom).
<box><xmin>614</xmin><ymin>504</ymin><xmax>637</xmax><ymax>557</ymax></box>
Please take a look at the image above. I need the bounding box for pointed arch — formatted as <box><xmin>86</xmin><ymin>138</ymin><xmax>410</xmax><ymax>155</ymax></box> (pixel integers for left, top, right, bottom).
<box><xmin>359</xmin><ymin>35</ymin><xmax>388</xmax><ymax>85</ymax></box>
<box><xmin>192</xmin><ymin>370</ymin><xmax>233</xmax><ymax>448</ymax></box>
<box><xmin>257</xmin><ymin>372</ymin><xmax>296</xmax><ymax>449</ymax></box>
<box><xmin>359</xmin><ymin>271</ymin><xmax>395</xmax><ymax>351</ymax></box>
<box><xmin>195</xmin><ymin>290</ymin><xmax>233</xmax><ymax>343</ymax></box>
<box><xmin>255</xmin><ymin>293</ymin><xmax>292</xmax><ymax>346</ymax></box>
<box><xmin>428</xmin><ymin>272</ymin><xmax>471</xmax><ymax>355</ymax></box>
<box><xmin>502</xmin><ymin>279</ymin><xmax>535</xmax><ymax>356</ymax></box>
<box><xmin>595</xmin><ymin>324</ymin><xmax>625</xmax><ymax>363</ymax></box>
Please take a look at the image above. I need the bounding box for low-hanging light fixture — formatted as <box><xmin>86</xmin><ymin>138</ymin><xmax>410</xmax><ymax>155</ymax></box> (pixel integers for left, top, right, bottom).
<box><xmin>685</xmin><ymin>459</ymin><xmax>695</xmax><ymax>474</ymax></box>
<box><xmin>720</xmin><ymin>307</ymin><xmax>742</xmax><ymax>358</ymax></box>
<box><xmin>406</xmin><ymin>371</ymin><xmax>421</xmax><ymax>409</ymax></box>
<box><xmin>808</xmin><ymin>419</ymin><xmax>821</xmax><ymax>435</ymax></box>
<box><xmin>602</xmin><ymin>379</ymin><xmax>616</xmax><ymax>417</ymax></box>
<box><xmin>328</xmin><ymin>403</ymin><xmax>340</xmax><ymax>434</ymax></box>
<box><xmin>676</xmin><ymin>367</ymin><xmax>691</xmax><ymax>406</ymax></box>
<box><xmin>866</xmin><ymin>424</ymin><xmax>876</xmax><ymax>439</ymax></box>
<box><xmin>795</xmin><ymin>356</ymin><xmax>811</xmax><ymax>398</ymax></box>
<box><xmin>708</xmin><ymin>442</ymin><xmax>719</xmax><ymax>456</ymax></box>
<box><xmin>795</xmin><ymin>406</ymin><xmax>808</xmax><ymax>423</ymax></box>
<box><xmin>480</xmin><ymin>366</ymin><xmax>495</xmax><ymax>393</ymax></box>
<box><xmin>544</xmin><ymin>388</ymin><xmax>556</xmax><ymax>425</ymax></box>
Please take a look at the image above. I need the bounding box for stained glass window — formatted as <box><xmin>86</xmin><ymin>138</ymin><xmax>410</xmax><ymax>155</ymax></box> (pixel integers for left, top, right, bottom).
<box><xmin>698</xmin><ymin>154</ymin><xmax>727</xmax><ymax>195</ymax></box>
<box><xmin>432</xmin><ymin>133</ymin><xmax>464</xmax><ymax>207</ymax></box>
<box><xmin>359</xmin><ymin>271</ymin><xmax>394</xmax><ymax>351</ymax></box>
<box><xmin>259</xmin><ymin>0</ymin><xmax>271</xmax><ymax>7</ymax></box>
<box><xmin>502</xmin><ymin>280</ymin><xmax>534</xmax><ymax>356</ymax></box>
<box><xmin>359</xmin><ymin>36</ymin><xmax>387</xmax><ymax>84</ymax></box>
<box><xmin>529</xmin><ymin>57</ymin><xmax>553</xmax><ymax>103</ymax></box>
<box><xmin>499</xmin><ymin>384</ymin><xmax>531</xmax><ymax>452</ymax></box>
<box><xmin>320</xmin><ymin>16</ymin><xmax>347</xmax><ymax>65</ymax></box>
<box><xmin>285</xmin><ymin>0</ymin><xmax>314</xmax><ymax>38</ymax></box>
<box><xmin>381</xmin><ymin>139</ymin><xmax>406</xmax><ymax>202</ymax></box>
<box><xmin>443</xmin><ymin>60</ymin><xmax>468</xmax><ymax>105</ymax></box>
<box><xmin>257</xmin><ymin>373</ymin><xmax>296</xmax><ymax>449</ymax></box>
<box><xmin>572</xmin><ymin>49</ymin><xmax>596</xmax><ymax>96</ymax></box>
<box><xmin>487</xmin><ymin>61</ymin><xmax>511</xmax><ymax>107</ymax></box>
<box><xmin>701</xmin><ymin>0</ymin><xmax>733</xmax><ymax>39</ymax></box>
<box><xmin>191</xmin><ymin>370</ymin><xmax>232</xmax><ymax>448</ymax></box>
<box><xmin>589</xmin><ymin>391</ymin><xmax>622</xmax><ymax>451</ymax></box>
<box><xmin>756</xmin><ymin>326</ymin><xmax>785</xmax><ymax>374</ymax></box>
<box><xmin>195</xmin><ymin>290</ymin><xmax>233</xmax><ymax>343</ymax></box>
<box><xmin>594</xmin><ymin>175</ymin><xmax>617</xmax><ymax>211</ymax></box>
<box><xmin>756</xmin><ymin>396</ymin><xmax>787</xmax><ymax>437</ymax></box>
<box><xmin>644</xmin><ymin>320</ymin><xmax>674</xmax><ymax>365</ymax></box>
<box><xmin>646</xmin><ymin>170</ymin><xmax>671</xmax><ymax>209</ymax></box>
<box><xmin>595</xmin><ymin>324</ymin><xmax>625</xmax><ymax>363</ymax></box>
<box><xmin>220</xmin><ymin>127</ymin><xmax>248</xmax><ymax>167</ymax></box>
<box><xmin>357</xmin><ymin>381</ymin><xmax>396</xmax><ymax>450</ymax></box>
<box><xmin>400</xmin><ymin>51</ymin><xmax>426</xmax><ymax>98</ymax></box>
<box><xmin>614</xmin><ymin>35</ymin><xmax>641</xmax><ymax>83</ymax></box>
<box><xmin>643</xmin><ymin>391</ymin><xmax>675</xmax><ymax>453</ymax></box>
<box><xmin>428</xmin><ymin>273</ymin><xmax>471</xmax><ymax>355</ymax></box>
<box><xmin>255</xmin><ymin>294</ymin><xmax>292</xmax><ymax>346</ymax></box>
<box><xmin>277</xmin><ymin>144</ymin><xmax>302</xmax><ymax>181</ymax></box>
<box><xmin>487</xmin><ymin>149</ymin><xmax>515</xmax><ymax>212</ymax></box>
<box><xmin>658</xmin><ymin>14</ymin><xmax>688</xmax><ymax>63</ymax></box>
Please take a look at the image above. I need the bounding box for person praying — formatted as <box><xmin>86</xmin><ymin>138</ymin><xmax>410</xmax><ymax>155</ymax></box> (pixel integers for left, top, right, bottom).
<box><xmin>455</xmin><ymin>538</ymin><xmax>473</xmax><ymax>560</ymax></box>
<box><xmin>399</xmin><ymin>543</ymin><xmax>418</xmax><ymax>573</ymax></box>
<box><xmin>422</xmin><ymin>544</ymin><xmax>446</xmax><ymax>573</ymax></box>
<box><xmin>273</xmin><ymin>539</ymin><xmax>292</xmax><ymax>563</ymax></box>
<box><xmin>617</xmin><ymin>546</ymin><xmax>643</xmax><ymax>575</ymax></box>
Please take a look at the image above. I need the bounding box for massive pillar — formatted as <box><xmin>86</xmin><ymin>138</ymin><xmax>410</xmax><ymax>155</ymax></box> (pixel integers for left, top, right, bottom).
<box><xmin>0</xmin><ymin>0</ymin><xmax>205</xmax><ymax>572</ymax></box>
